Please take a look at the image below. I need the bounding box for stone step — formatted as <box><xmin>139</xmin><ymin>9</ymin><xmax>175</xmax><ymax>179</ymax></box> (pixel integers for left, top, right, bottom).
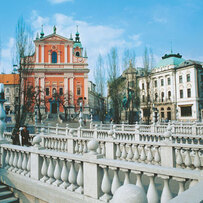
<box><xmin>0</xmin><ymin>191</ymin><xmax>13</xmax><ymax>200</ymax></box>
<box><xmin>0</xmin><ymin>197</ymin><xmax>19</xmax><ymax>203</ymax></box>
<box><xmin>0</xmin><ymin>185</ymin><xmax>8</xmax><ymax>192</ymax></box>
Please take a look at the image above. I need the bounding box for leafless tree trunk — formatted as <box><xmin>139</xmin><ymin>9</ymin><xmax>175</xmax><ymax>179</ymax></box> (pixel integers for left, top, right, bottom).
<box><xmin>94</xmin><ymin>54</ymin><xmax>105</xmax><ymax>97</ymax></box>
<box><xmin>143</xmin><ymin>47</ymin><xmax>154</xmax><ymax>124</ymax></box>
<box><xmin>107</xmin><ymin>47</ymin><xmax>122</xmax><ymax>123</ymax></box>
<box><xmin>13</xmin><ymin>17</ymin><xmax>34</xmax><ymax>129</ymax></box>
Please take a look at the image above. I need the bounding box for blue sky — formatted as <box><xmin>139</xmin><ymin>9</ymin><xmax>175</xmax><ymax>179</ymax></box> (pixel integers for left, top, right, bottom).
<box><xmin>0</xmin><ymin>0</ymin><xmax>203</xmax><ymax>79</ymax></box>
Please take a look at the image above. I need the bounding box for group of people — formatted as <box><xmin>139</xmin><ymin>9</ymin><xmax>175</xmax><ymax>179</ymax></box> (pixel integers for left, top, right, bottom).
<box><xmin>11</xmin><ymin>126</ymin><xmax>31</xmax><ymax>146</ymax></box>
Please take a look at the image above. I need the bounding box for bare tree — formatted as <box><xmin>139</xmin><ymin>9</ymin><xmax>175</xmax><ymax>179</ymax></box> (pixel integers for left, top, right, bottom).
<box><xmin>51</xmin><ymin>91</ymin><xmax>73</xmax><ymax>121</ymax></box>
<box><xmin>107</xmin><ymin>47</ymin><xmax>122</xmax><ymax>123</ymax></box>
<box><xmin>13</xmin><ymin>17</ymin><xmax>34</xmax><ymax>129</ymax></box>
<box><xmin>142</xmin><ymin>47</ymin><xmax>154</xmax><ymax>124</ymax></box>
<box><xmin>94</xmin><ymin>54</ymin><xmax>105</xmax><ymax>96</ymax></box>
<box><xmin>122</xmin><ymin>48</ymin><xmax>136</xmax><ymax>71</ymax></box>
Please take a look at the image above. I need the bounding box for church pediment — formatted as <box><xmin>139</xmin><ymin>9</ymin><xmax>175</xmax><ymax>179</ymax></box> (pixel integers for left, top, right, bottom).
<box><xmin>35</xmin><ymin>34</ymin><xmax>72</xmax><ymax>43</ymax></box>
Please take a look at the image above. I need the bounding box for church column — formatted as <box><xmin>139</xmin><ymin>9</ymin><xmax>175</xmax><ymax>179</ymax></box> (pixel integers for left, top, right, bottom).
<box><xmin>65</xmin><ymin>45</ymin><xmax>67</xmax><ymax>63</ymax></box>
<box><xmin>48</xmin><ymin>50</ymin><xmax>51</xmax><ymax>63</ymax></box>
<box><xmin>41</xmin><ymin>45</ymin><xmax>44</xmax><ymax>63</ymax></box>
<box><xmin>58</xmin><ymin>50</ymin><xmax>61</xmax><ymax>63</ymax></box>
<box><xmin>36</xmin><ymin>46</ymin><xmax>39</xmax><ymax>63</ymax></box>
<box><xmin>64</xmin><ymin>77</ymin><xmax>69</xmax><ymax>94</ymax></box>
<box><xmin>70</xmin><ymin>77</ymin><xmax>74</xmax><ymax>105</ymax></box>
<box><xmin>70</xmin><ymin>46</ymin><xmax>73</xmax><ymax>63</ymax></box>
<box><xmin>84</xmin><ymin>76</ymin><xmax>89</xmax><ymax>108</ymax></box>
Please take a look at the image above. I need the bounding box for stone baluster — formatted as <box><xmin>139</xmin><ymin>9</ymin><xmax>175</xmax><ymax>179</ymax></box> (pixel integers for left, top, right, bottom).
<box><xmin>132</xmin><ymin>170</ymin><xmax>145</xmax><ymax>193</ymax></box>
<box><xmin>154</xmin><ymin>146</ymin><xmax>161</xmax><ymax>165</ymax></box>
<box><xmin>46</xmin><ymin>138</ymin><xmax>50</xmax><ymax>149</ymax></box>
<box><xmin>127</xmin><ymin>144</ymin><xmax>133</xmax><ymax>161</ymax></box>
<box><xmin>101</xmin><ymin>142</ymin><xmax>105</xmax><ymax>156</ymax></box>
<box><xmin>8</xmin><ymin>150</ymin><xmax>14</xmax><ymax>171</ymax></box>
<box><xmin>160</xmin><ymin>175</ymin><xmax>172</xmax><ymax>203</ymax></box>
<box><xmin>193</xmin><ymin>149</ymin><xmax>201</xmax><ymax>170</ymax></box>
<box><xmin>46</xmin><ymin>156</ymin><xmax>55</xmax><ymax>184</ymax></box>
<box><xmin>26</xmin><ymin>153</ymin><xmax>31</xmax><ymax>177</ymax></box>
<box><xmin>75</xmin><ymin>161</ymin><xmax>83</xmax><ymax>194</ymax></box>
<box><xmin>94</xmin><ymin>124</ymin><xmax>98</xmax><ymax>139</ymax></box>
<box><xmin>56</xmin><ymin>123</ymin><xmax>59</xmax><ymax>135</ymax></box>
<box><xmin>83</xmin><ymin>141</ymin><xmax>87</xmax><ymax>153</ymax></box>
<box><xmin>110</xmin><ymin>167</ymin><xmax>121</xmax><ymax>195</ymax></box>
<box><xmin>121</xmin><ymin>144</ymin><xmax>127</xmax><ymax>160</ymax></box>
<box><xmin>51</xmin><ymin>139</ymin><xmax>54</xmax><ymax>150</ymax></box>
<box><xmin>100</xmin><ymin>165</ymin><xmax>112</xmax><ymax>202</ymax></box>
<box><xmin>133</xmin><ymin>144</ymin><xmax>139</xmax><ymax>162</ymax></box>
<box><xmin>61</xmin><ymin>139</ymin><xmax>65</xmax><ymax>152</ymax></box>
<box><xmin>44</xmin><ymin>138</ymin><xmax>47</xmax><ymax>149</ymax></box>
<box><xmin>5</xmin><ymin>149</ymin><xmax>10</xmax><ymax>169</ymax></box>
<box><xmin>57</xmin><ymin>139</ymin><xmax>61</xmax><ymax>151</ymax></box>
<box><xmin>79</xmin><ymin>140</ymin><xmax>83</xmax><ymax>154</ymax></box>
<box><xmin>147</xmin><ymin>145</ymin><xmax>153</xmax><ymax>164</ymax></box>
<box><xmin>12</xmin><ymin>151</ymin><xmax>18</xmax><ymax>173</ymax></box>
<box><xmin>21</xmin><ymin>152</ymin><xmax>28</xmax><ymax>175</ymax></box>
<box><xmin>140</xmin><ymin>145</ymin><xmax>146</xmax><ymax>163</ymax></box>
<box><xmin>173</xmin><ymin>177</ymin><xmax>185</xmax><ymax>195</ymax></box>
<box><xmin>60</xmin><ymin>158</ymin><xmax>69</xmax><ymax>189</ymax></box>
<box><xmin>176</xmin><ymin>147</ymin><xmax>183</xmax><ymax>168</ymax></box>
<box><xmin>54</xmin><ymin>139</ymin><xmax>58</xmax><ymax>150</ymax></box>
<box><xmin>40</xmin><ymin>155</ymin><xmax>48</xmax><ymax>182</ymax></box>
<box><xmin>115</xmin><ymin>143</ymin><xmax>121</xmax><ymax>159</ymax></box>
<box><xmin>145</xmin><ymin>173</ymin><xmax>159</xmax><ymax>203</ymax></box>
<box><xmin>74</xmin><ymin>140</ymin><xmax>79</xmax><ymax>154</ymax></box>
<box><xmin>184</xmin><ymin>149</ymin><xmax>192</xmax><ymax>169</ymax></box>
<box><xmin>53</xmin><ymin>157</ymin><xmax>62</xmax><ymax>186</ymax></box>
<box><xmin>122</xmin><ymin>169</ymin><xmax>130</xmax><ymax>185</ymax></box>
<box><xmin>67</xmin><ymin>160</ymin><xmax>77</xmax><ymax>191</ymax></box>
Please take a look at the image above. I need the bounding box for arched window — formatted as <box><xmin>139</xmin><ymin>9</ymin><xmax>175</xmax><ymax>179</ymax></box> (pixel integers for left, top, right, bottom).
<box><xmin>76</xmin><ymin>51</ymin><xmax>80</xmax><ymax>57</ymax></box>
<box><xmin>167</xmin><ymin>107</ymin><xmax>171</xmax><ymax>111</ymax></box>
<box><xmin>52</xmin><ymin>88</ymin><xmax>56</xmax><ymax>96</ymax></box>
<box><xmin>155</xmin><ymin>93</ymin><xmax>158</xmax><ymax>101</ymax></box>
<box><xmin>168</xmin><ymin>91</ymin><xmax>171</xmax><ymax>100</ymax></box>
<box><xmin>52</xmin><ymin>52</ymin><xmax>57</xmax><ymax>63</ymax></box>
<box><xmin>161</xmin><ymin>92</ymin><xmax>164</xmax><ymax>102</ymax></box>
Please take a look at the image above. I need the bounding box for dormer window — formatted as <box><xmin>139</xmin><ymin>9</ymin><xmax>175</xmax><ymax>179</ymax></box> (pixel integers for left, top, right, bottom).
<box><xmin>76</xmin><ymin>51</ymin><xmax>80</xmax><ymax>57</ymax></box>
<box><xmin>52</xmin><ymin>52</ymin><xmax>57</xmax><ymax>63</ymax></box>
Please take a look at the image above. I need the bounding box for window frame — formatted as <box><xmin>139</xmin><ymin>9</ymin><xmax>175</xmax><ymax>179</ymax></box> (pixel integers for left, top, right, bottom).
<box><xmin>51</xmin><ymin>51</ymin><xmax>57</xmax><ymax>63</ymax></box>
<box><xmin>187</xmin><ymin>88</ymin><xmax>191</xmax><ymax>98</ymax></box>
<box><xmin>179</xmin><ymin>75</ymin><xmax>183</xmax><ymax>83</ymax></box>
<box><xmin>161</xmin><ymin>79</ymin><xmax>164</xmax><ymax>86</ymax></box>
<box><xmin>186</xmin><ymin>74</ymin><xmax>190</xmax><ymax>82</ymax></box>
<box><xmin>46</xmin><ymin>88</ymin><xmax>50</xmax><ymax>96</ymax></box>
<box><xmin>180</xmin><ymin>89</ymin><xmax>183</xmax><ymax>98</ymax></box>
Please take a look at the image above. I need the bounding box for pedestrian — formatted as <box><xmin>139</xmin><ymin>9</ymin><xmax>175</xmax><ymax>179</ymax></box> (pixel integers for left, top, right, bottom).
<box><xmin>11</xmin><ymin>128</ymin><xmax>20</xmax><ymax>145</ymax></box>
<box><xmin>21</xmin><ymin>126</ymin><xmax>31</xmax><ymax>146</ymax></box>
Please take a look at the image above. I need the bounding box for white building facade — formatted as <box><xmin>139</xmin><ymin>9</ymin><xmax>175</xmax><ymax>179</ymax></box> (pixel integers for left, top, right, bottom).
<box><xmin>139</xmin><ymin>53</ymin><xmax>203</xmax><ymax>121</ymax></box>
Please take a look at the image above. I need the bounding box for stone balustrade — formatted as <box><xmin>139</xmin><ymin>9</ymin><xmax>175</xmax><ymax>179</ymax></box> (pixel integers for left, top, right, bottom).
<box><xmin>0</xmin><ymin>142</ymin><xmax>202</xmax><ymax>203</ymax></box>
<box><xmin>4</xmin><ymin>128</ymin><xmax>203</xmax><ymax>171</ymax></box>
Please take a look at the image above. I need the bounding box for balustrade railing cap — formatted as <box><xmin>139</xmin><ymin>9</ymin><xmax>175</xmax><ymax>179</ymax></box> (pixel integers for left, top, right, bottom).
<box><xmin>111</xmin><ymin>184</ymin><xmax>147</xmax><ymax>203</ymax></box>
<box><xmin>33</xmin><ymin>135</ymin><xmax>42</xmax><ymax>147</ymax></box>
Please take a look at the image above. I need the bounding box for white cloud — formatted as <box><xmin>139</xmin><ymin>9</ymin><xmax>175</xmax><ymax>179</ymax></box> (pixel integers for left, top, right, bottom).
<box><xmin>0</xmin><ymin>38</ymin><xmax>15</xmax><ymax>73</ymax></box>
<box><xmin>153</xmin><ymin>16</ymin><xmax>167</xmax><ymax>24</ymax></box>
<box><xmin>129</xmin><ymin>34</ymin><xmax>142</xmax><ymax>47</ymax></box>
<box><xmin>47</xmin><ymin>0</ymin><xmax>73</xmax><ymax>4</ymax></box>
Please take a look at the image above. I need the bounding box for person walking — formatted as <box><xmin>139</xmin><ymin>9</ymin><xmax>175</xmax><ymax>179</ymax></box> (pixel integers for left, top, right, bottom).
<box><xmin>11</xmin><ymin>129</ymin><xmax>20</xmax><ymax>145</ymax></box>
<box><xmin>21</xmin><ymin>126</ymin><xmax>31</xmax><ymax>146</ymax></box>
